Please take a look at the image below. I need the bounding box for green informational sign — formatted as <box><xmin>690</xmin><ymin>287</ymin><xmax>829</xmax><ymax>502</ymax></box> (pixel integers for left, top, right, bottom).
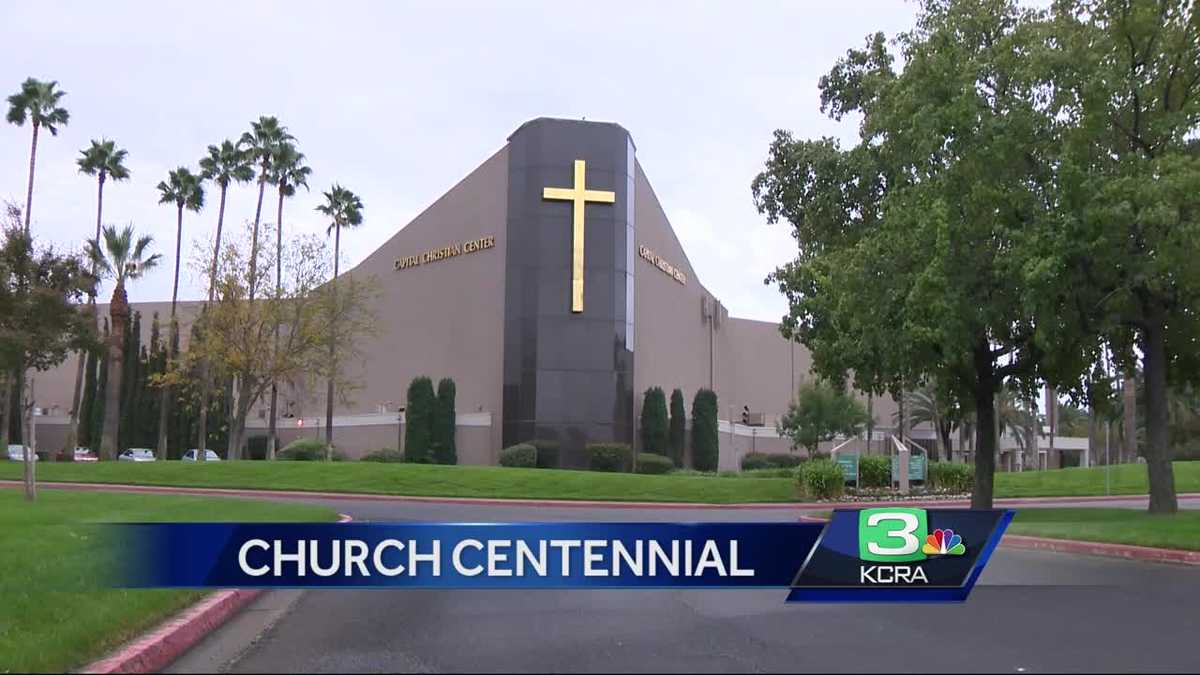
<box><xmin>891</xmin><ymin>454</ymin><xmax>927</xmax><ymax>482</ymax></box>
<box><xmin>836</xmin><ymin>454</ymin><xmax>859</xmax><ymax>483</ymax></box>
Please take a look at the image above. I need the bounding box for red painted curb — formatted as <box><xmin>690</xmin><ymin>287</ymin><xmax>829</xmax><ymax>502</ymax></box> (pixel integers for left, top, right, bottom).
<box><xmin>79</xmin><ymin>512</ymin><xmax>354</xmax><ymax>674</ymax></box>
<box><xmin>3</xmin><ymin>479</ymin><xmax>1196</xmax><ymax>511</ymax></box>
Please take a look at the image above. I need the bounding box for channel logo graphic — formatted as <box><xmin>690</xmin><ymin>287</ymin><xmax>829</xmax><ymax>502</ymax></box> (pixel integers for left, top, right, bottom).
<box><xmin>788</xmin><ymin>507</ymin><xmax>1012</xmax><ymax>602</ymax></box>
<box><xmin>923</xmin><ymin>529</ymin><xmax>966</xmax><ymax>556</ymax></box>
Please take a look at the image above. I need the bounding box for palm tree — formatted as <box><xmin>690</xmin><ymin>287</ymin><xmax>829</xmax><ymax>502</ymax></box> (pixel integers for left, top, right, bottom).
<box><xmin>316</xmin><ymin>184</ymin><xmax>364</xmax><ymax>451</ymax></box>
<box><xmin>896</xmin><ymin>386</ymin><xmax>959</xmax><ymax>462</ymax></box>
<box><xmin>154</xmin><ymin>168</ymin><xmax>204</xmax><ymax>460</ymax></box>
<box><xmin>196</xmin><ymin>141</ymin><xmax>253</xmax><ymax>458</ymax></box>
<box><xmin>63</xmin><ymin>139</ymin><xmax>130</xmax><ymax>459</ymax></box>
<box><xmin>238</xmin><ymin>116</ymin><xmax>294</xmax><ymax>301</ymax></box>
<box><xmin>265</xmin><ymin>142</ymin><xmax>311</xmax><ymax>459</ymax></box>
<box><xmin>5</xmin><ymin>78</ymin><xmax>69</xmax><ymax>232</ymax></box>
<box><xmin>86</xmin><ymin>225</ymin><xmax>161</xmax><ymax>460</ymax></box>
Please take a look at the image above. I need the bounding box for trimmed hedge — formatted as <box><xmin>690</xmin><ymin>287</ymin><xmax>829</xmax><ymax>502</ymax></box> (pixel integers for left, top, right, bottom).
<box><xmin>640</xmin><ymin>387</ymin><xmax>668</xmax><ymax>455</ymax></box>
<box><xmin>858</xmin><ymin>455</ymin><xmax>891</xmax><ymax>488</ymax></box>
<box><xmin>588</xmin><ymin>443</ymin><xmax>633</xmax><ymax>472</ymax></box>
<box><xmin>361</xmin><ymin>448</ymin><xmax>406</xmax><ymax>463</ymax></box>
<box><xmin>531</xmin><ymin>439</ymin><xmax>560</xmax><ymax>469</ymax></box>
<box><xmin>740</xmin><ymin>452</ymin><xmax>804</xmax><ymax>471</ymax></box>
<box><xmin>499</xmin><ymin>443</ymin><xmax>537</xmax><ymax>468</ymax></box>
<box><xmin>668</xmin><ymin>388</ymin><xmax>686</xmax><ymax>467</ymax></box>
<box><xmin>691</xmin><ymin>389</ymin><xmax>719</xmax><ymax>471</ymax></box>
<box><xmin>929</xmin><ymin>462</ymin><xmax>974</xmax><ymax>492</ymax></box>
<box><xmin>635</xmin><ymin>453</ymin><xmax>674</xmax><ymax>475</ymax></box>
<box><xmin>278</xmin><ymin>438</ymin><xmax>346</xmax><ymax>462</ymax></box>
<box><xmin>797</xmin><ymin>459</ymin><xmax>845</xmax><ymax>500</ymax></box>
<box><xmin>404</xmin><ymin>376</ymin><xmax>435</xmax><ymax>463</ymax></box>
<box><xmin>432</xmin><ymin>378</ymin><xmax>457</xmax><ymax>465</ymax></box>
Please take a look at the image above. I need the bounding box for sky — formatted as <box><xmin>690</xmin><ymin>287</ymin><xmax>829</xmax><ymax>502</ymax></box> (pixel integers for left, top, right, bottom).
<box><xmin>1</xmin><ymin>0</ymin><xmax>923</xmax><ymax>323</ymax></box>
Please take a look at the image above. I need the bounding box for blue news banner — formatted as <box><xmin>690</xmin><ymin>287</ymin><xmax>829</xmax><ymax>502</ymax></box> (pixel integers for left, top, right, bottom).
<box><xmin>111</xmin><ymin>509</ymin><xmax>1013</xmax><ymax>603</ymax></box>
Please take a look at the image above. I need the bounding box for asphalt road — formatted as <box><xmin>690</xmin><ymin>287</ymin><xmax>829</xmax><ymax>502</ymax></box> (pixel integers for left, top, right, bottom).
<box><xmin>163</xmin><ymin>497</ymin><xmax>1200</xmax><ymax>674</ymax></box>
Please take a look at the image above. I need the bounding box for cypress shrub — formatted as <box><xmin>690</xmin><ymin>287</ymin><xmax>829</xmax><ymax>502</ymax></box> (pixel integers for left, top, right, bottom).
<box><xmin>362</xmin><ymin>448</ymin><xmax>405</xmax><ymax>463</ymax></box>
<box><xmin>928</xmin><ymin>462</ymin><xmax>974</xmax><ymax>492</ymax></box>
<box><xmin>531</xmin><ymin>439</ymin><xmax>560</xmax><ymax>468</ymax></box>
<box><xmin>432</xmin><ymin>378</ymin><xmax>457</xmax><ymax>465</ymax></box>
<box><xmin>635</xmin><ymin>453</ymin><xmax>674</xmax><ymax>475</ymax></box>
<box><xmin>587</xmin><ymin>443</ymin><xmax>633</xmax><ymax>472</ymax></box>
<box><xmin>404</xmin><ymin>376</ymin><xmax>435</xmax><ymax>463</ymax></box>
<box><xmin>278</xmin><ymin>438</ymin><xmax>330</xmax><ymax>461</ymax></box>
<box><xmin>668</xmin><ymin>388</ymin><xmax>686</xmax><ymax>467</ymax></box>
<box><xmin>499</xmin><ymin>443</ymin><xmax>537</xmax><ymax>467</ymax></box>
<box><xmin>858</xmin><ymin>455</ymin><xmax>891</xmax><ymax>488</ymax></box>
<box><xmin>639</xmin><ymin>387</ymin><xmax>668</xmax><ymax>455</ymax></box>
<box><xmin>691</xmin><ymin>388</ymin><xmax>719</xmax><ymax>472</ymax></box>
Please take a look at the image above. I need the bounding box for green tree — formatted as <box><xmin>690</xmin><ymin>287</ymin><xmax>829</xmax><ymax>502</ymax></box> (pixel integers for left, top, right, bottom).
<box><xmin>0</xmin><ymin>227</ymin><xmax>93</xmax><ymax>499</ymax></box>
<box><xmin>640</xmin><ymin>387</ymin><xmax>668</xmax><ymax>455</ymax></box>
<box><xmin>405</xmin><ymin>376</ymin><xmax>435</xmax><ymax>463</ymax></box>
<box><xmin>196</xmin><ymin>139</ymin><xmax>254</xmax><ymax>459</ymax></box>
<box><xmin>432</xmin><ymin>378</ymin><xmax>457</xmax><ymax>465</ymax></box>
<box><xmin>752</xmin><ymin>0</ymin><xmax>1061</xmax><ymax>508</ymax></box>
<box><xmin>779</xmin><ymin>380</ymin><xmax>869</xmax><ymax>455</ymax></box>
<box><xmin>1041</xmin><ymin>0</ymin><xmax>1200</xmax><ymax>513</ymax></box>
<box><xmin>266</xmin><ymin>141</ymin><xmax>311</xmax><ymax>459</ymax></box>
<box><xmin>668</xmin><ymin>388</ymin><xmax>686</xmax><ymax>466</ymax></box>
<box><xmin>690</xmin><ymin>388</ymin><xmax>719</xmax><ymax>471</ymax></box>
<box><xmin>316</xmin><ymin>184</ymin><xmax>364</xmax><ymax>447</ymax></box>
<box><xmin>86</xmin><ymin>224</ymin><xmax>161</xmax><ymax>460</ymax></box>
<box><xmin>65</xmin><ymin>139</ymin><xmax>131</xmax><ymax>458</ymax></box>
<box><xmin>895</xmin><ymin>385</ymin><xmax>961</xmax><ymax>462</ymax></box>
<box><xmin>5</xmin><ymin>77</ymin><xmax>69</xmax><ymax>232</ymax></box>
<box><xmin>155</xmin><ymin>167</ymin><xmax>204</xmax><ymax>459</ymax></box>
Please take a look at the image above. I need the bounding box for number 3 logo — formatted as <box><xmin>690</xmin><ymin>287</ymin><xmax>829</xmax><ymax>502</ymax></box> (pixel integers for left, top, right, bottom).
<box><xmin>858</xmin><ymin>508</ymin><xmax>929</xmax><ymax>562</ymax></box>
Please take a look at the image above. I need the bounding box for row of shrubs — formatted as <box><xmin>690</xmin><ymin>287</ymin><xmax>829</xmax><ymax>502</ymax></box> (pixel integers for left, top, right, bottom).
<box><xmin>498</xmin><ymin>442</ymin><xmax>675</xmax><ymax>475</ymax></box>
<box><xmin>794</xmin><ymin>458</ymin><xmax>976</xmax><ymax>500</ymax></box>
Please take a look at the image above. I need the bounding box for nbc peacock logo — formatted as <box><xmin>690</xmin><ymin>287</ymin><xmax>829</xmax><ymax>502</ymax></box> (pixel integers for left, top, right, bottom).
<box><xmin>922</xmin><ymin>528</ymin><xmax>966</xmax><ymax>557</ymax></box>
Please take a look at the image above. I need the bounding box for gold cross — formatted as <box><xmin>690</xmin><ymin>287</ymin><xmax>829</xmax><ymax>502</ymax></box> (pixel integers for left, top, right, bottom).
<box><xmin>543</xmin><ymin>159</ymin><xmax>616</xmax><ymax>313</ymax></box>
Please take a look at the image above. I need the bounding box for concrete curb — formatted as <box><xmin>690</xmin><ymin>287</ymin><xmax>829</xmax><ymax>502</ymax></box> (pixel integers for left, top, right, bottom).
<box><xmin>796</xmin><ymin>514</ymin><xmax>1200</xmax><ymax>566</ymax></box>
<box><xmin>4</xmin><ymin>479</ymin><xmax>1197</xmax><ymax>510</ymax></box>
<box><xmin>79</xmin><ymin>512</ymin><xmax>354</xmax><ymax>674</ymax></box>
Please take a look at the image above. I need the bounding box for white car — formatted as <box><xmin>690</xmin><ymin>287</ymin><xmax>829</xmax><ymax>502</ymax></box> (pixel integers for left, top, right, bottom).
<box><xmin>73</xmin><ymin>447</ymin><xmax>98</xmax><ymax>462</ymax></box>
<box><xmin>6</xmin><ymin>444</ymin><xmax>36</xmax><ymax>462</ymax></box>
<box><xmin>118</xmin><ymin>448</ymin><xmax>156</xmax><ymax>462</ymax></box>
<box><xmin>182</xmin><ymin>449</ymin><xmax>221</xmax><ymax>462</ymax></box>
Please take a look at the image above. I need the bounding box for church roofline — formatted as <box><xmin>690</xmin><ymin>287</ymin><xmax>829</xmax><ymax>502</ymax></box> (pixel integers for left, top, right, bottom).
<box><xmin>506</xmin><ymin>116</ymin><xmax>637</xmax><ymax>151</ymax></box>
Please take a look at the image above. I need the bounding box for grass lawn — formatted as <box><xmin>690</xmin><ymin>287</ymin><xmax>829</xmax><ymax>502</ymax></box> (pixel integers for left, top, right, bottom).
<box><xmin>0</xmin><ymin>461</ymin><xmax>802</xmax><ymax>504</ymax></box>
<box><xmin>1007</xmin><ymin>508</ymin><xmax>1200</xmax><ymax>551</ymax></box>
<box><xmin>0</xmin><ymin>489</ymin><xmax>338</xmax><ymax>673</ymax></box>
<box><xmin>994</xmin><ymin>461</ymin><xmax>1200</xmax><ymax>497</ymax></box>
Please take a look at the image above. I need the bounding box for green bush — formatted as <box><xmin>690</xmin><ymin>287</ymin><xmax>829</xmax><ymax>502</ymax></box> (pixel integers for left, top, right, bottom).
<box><xmin>499</xmin><ymin>443</ymin><xmax>537</xmax><ymax>468</ymax></box>
<box><xmin>636</xmin><ymin>453</ymin><xmax>674</xmax><ymax>475</ymax></box>
<box><xmin>640</xmin><ymin>387</ymin><xmax>669</xmax><ymax>455</ymax></box>
<box><xmin>928</xmin><ymin>462</ymin><xmax>974</xmax><ymax>492</ymax></box>
<box><xmin>588</xmin><ymin>443</ymin><xmax>633</xmax><ymax>472</ymax></box>
<box><xmin>277</xmin><ymin>438</ymin><xmax>345</xmax><ymax>462</ymax></box>
<box><xmin>361</xmin><ymin>448</ymin><xmax>406</xmax><ymax>463</ymax></box>
<box><xmin>691</xmin><ymin>389</ymin><xmax>719</xmax><ymax>471</ymax></box>
<box><xmin>246</xmin><ymin>435</ymin><xmax>269</xmax><ymax>461</ymax></box>
<box><xmin>531</xmin><ymin>439</ymin><xmax>560</xmax><ymax>469</ymax></box>
<box><xmin>432</xmin><ymin>378</ymin><xmax>457</xmax><ymax>465</ymax></box>
<box><xmin>740</xmin><ymin>452</ymin><xmax>803</xmax><ymax>471</ymax></box>
<box><xmin>858</xmin><ymin>455</ymin><xmax>891</xmax><ymax>488</ymax></box>
<box><xmin>404</xmin><ymin>376</ymin><xmax>435</xmax><ymax>463</ymax></box>
<box><xmin>797</xmin><ymin>459</ymin><xmax>846</xmax><ymax>500</ymax></box>
<box><xmin>669</xmin><ymin>388</ymin><xmax>686</xmax><ymax>467</ymax></box>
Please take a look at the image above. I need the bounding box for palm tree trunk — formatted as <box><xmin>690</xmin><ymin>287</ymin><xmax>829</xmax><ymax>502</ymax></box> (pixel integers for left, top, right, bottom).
<box><xmin>64</xmin><ymin>174</ymin><xmax>107</xmax><ymax>460</ymax></box>
<box><xmin>325</xmin><ymin>224</ymin><xmax>340</xmax><ymax>451</ymax></box>
<box><xmin>196</xmin><ymin>185</ymin><xmax>229</xmax><ymax>462</ymax></box>
<box><xmin>19</xmin><ymin>366</ymin><xmax>35</xmax><ymax>501</ymax></box>
<box><xmin>157</xmin><ymin>205</ymin><xmax>184</xmax><ymax>460</ymax></box>
<box><xmin>23</xmin><ymin>122</ymin><xmax>39</xmax><ymax>233</ymax></box>
<box><xmin>249</xmin><ymin>174</ymin><xmax>267</xmax><ymax>301</ymax></box>
<box><xmin>267</xmin><ymin>188</ymin><xmax>285</xmax><ymax>460</ymax></box>
<box><xmin>0</xmin><ymin>372</ymin><xmax>9</xmax><ymax>450</ymax></box>
<box><xmin>100</xmin><ymin>283</ymin><xmax>129</xmax><ymax>460</ymax></box>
